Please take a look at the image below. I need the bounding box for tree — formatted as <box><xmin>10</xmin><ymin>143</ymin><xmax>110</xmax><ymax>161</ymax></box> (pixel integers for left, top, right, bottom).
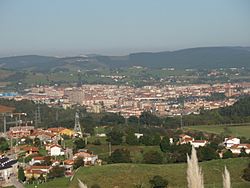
<box><xmin>48</xmin><ymin>166</ymin><xmax>65</xmax><ymax>179</ymax></box>
<box><xmin>0</xmin><ymin>137</ymin><xmax>9</xmax><ymax>152</ymax></box>
<box><xmin>242</xmin><ymin>163</ymin><xmax>250</xmax><ymax>181</ymax></box>
<box><xmin>168</xmin><ymin>143</ymin><xmax>192</xmax><ymax>163</ymax></box>
<box><xmin>93</xmin><ymin>139</ymin><xmax>101</xmax><ymax>145</ymax></box>
<box><xmin>73</xmin><ymin>138</ymin><xmax>86</xmax><ymax>152</ymax></box>
<box><xmin>38</xmin><ymin>174</ymin><xmax>45</xmax><ymax>183</ymax></box>
<box><xmin>34</xmin><ymin>137</ymin><xmax>41</xmax><ymax>147</ymax></box>
<box><xmin>110</xmin><ymin>148</ymin><xmax>132</xmax><ymax>163</ymax></box>
<box><xmin>139</xmin><ymin>111</ymin><xmax>161</xmax><ymax>126</ymax></box>
<box><xmin>160</xmin><ymin>136</ymin><xmax>170</xmax><ymax>153</ymax></box>
<box><xmin>197</xmin><ymin>145</ymin><xmax>218</xmax><ymax>161</ymax></box>
<box><xmin>100</xmin><ymin>113</ymin><xmax>125</xmax><ymax>126</ymax></box>
<box><xmin>106</xmin><ymin>129</ymin><xmax>124</xmax><ymax>145</ymax></box>
<box><xmin>223</xmin><ymin>150</ymin><xmax>234</xmax><ymax>159</ymax></box>
<box><xmin>126</xmin><ymin>133</ymin><xmax>138</xmax><ymax>145</ymax></box>
<box><xmin>239</xmin><ymin>148</ymin><xmax>249</xmax><ymax>157</ymax></box>
<box><xmin>73</xmin><ymin>157</ymin><xmax>84</xmax><ymax>169</ymax></box>
<box><xmin>143</xmin><ymin>151</ymin><xmax>163</xmax><ymax>164</ymax></box>
<box><xmin>18</xmin><ymin>167</ymin><xmax>26</xmax><ymax>182</ymax></box>
<box><xmin>152</xmin><ymin>135</ymin><xmax>161</xmax><ymax>145</ymax></box>
<box><xmin>42</xmin><ymin>156</ymin><xmax>52</xmax><ymax>166</ymax></box>
<box><xmin>140</xmin><ymin>134</ymin><xmax>154</xmax><ymax>146</ymax></box>
<box><xmin>149</xmin><ymin>175</ymin><xmax>168</xmax><ymax>188</ymax></box>
<box><xmin>128</xmin><ymin>116</ymin><xmax>139</xmax><ymax>125</ymax></box>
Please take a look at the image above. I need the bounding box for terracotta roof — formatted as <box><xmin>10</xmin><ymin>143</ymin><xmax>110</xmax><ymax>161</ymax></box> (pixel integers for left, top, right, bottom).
<box><xmin>33</xmin><ymin>156</ymin><xmax>45</xmax><ymax>160</ymax></box>
<box><xmin>29</xmin><ymin>166</ymin><xmax>50</xmax><ymax>170</ymax></box>
<box><xmin>50</xmin><ymin>144</ymin><xmax>62</xmax><ymax>148</ymax></box>
<box><xmin>74</xmin><ymin>152</ymin><xmax>94</xmax><ymax>158</ymax></box>
<box><xmin>179</xmin><ymin>134</ymin><xmax>192</xmax><ymax>138</ymax></box>
<box><xmin>192</xmin><ymin>140</ymin><xmax>207</xmax><ymax>143</ymax></box>
<box><xmin>26</xmin><ymin>169</ymin><xmax>46</xmax><ymax>175</ymax></box>
<box><xmin>47</xmin><ymin>127</ymin><xmax>65</xmax><ymax>133</ymax></box>
<box><xmin>230</xmin><ymin>144</ymin><xmax>250</xmax><ymax>149</ymax></box>
<box><xmin>0</xmin><ymin>105</ymin><xmax>15</xmax><ymax>113</ymax></box>
<box><xmin>23</xmin><ymin>146</ymin><xmax>39</xmax><ymax>152</ymax></box>
<box><xmin>64</xmin><ymin>160</ymin><xmax>74</xmax><ymax>165</ymax></box>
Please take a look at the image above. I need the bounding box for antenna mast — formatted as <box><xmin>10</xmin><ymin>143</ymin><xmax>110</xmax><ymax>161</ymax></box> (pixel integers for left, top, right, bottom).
<box><xmin>74</xmin><ymin>111</ymin><xmax>82</xmax><ymax>136</ymax></box>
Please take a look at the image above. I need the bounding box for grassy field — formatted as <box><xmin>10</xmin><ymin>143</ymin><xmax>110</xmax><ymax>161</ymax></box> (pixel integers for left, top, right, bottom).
<box><xmin>24</xmin><ymin>158</ymin><xmax>250</xmax><ymax>188</ymax></box>
<box><xmin>25</xmin><ymin>177</ymin><xmax>70</xmax><ymax>188</ymax></box>
<box><xmin>185</xmin><ymin>125</ymin><xmax>250</xmax><ymax>138</ymax></box>
<box><xmin>86</xmin><ymin>144</ymin><xmax>160</xmax><ymax>162</ymax></box>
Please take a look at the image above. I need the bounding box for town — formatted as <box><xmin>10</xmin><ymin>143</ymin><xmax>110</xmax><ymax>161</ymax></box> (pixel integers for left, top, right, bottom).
<box><xmin>4</xmin><ymin>82</ymin><xmax>250</xmax><ymax>118</ymax></box>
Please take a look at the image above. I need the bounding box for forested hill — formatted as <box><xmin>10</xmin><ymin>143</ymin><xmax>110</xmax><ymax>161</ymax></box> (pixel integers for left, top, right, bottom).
<box><xmin>219</xmin><ymin>96</ymin><xmax>250</xmax><ymax>117</ymax></box>
<box><xmin>183</xmin><ymin>96</ymin><xmax>250</xmax><ymax>126</ymax></box>
<box><xmin>0</xmin><ymin>46</ymin><xmax>250</xmax><ymax>71</ymax></box>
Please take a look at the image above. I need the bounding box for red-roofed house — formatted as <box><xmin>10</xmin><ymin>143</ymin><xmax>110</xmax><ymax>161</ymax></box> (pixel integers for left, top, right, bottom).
<box><xmin>73</xmin><ymin>152</ymin><xmax>98</xmax><ymax>165</ymax></box>
<box><xmin>179</xmin><ymin>134</ymin><xmax>194</xmax><ymax>145</ymax></box>
<box><xmin>229</xmin><ymin>144</ymin><xmax>250</xmax><ymax>154</ymax></box>
<box><xmin>25</xmin><ymin>166</ymin><xmax>51</xmax><ymax>179</ymax></box>
<box><xmin>191</xmin><ymin>140</ymin><xmax>208</xmax><ymax>148</ymax></box>
<box><xmin>22</xmin><ymin>146</ymin><xmax>39</xmax><ymax>156</ymax></box>
<box><xmin>224</xmin><ymin>137</ymin><xmax>240</xmax><ymax>148</ymax></box>
<box><xmin>29</xmin><ymin>156</ymin><xmax>45</xmax><ymax>166</ymax></box>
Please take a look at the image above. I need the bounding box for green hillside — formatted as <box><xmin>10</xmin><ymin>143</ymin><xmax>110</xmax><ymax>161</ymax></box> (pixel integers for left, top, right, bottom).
<box><xmin>186</xmin><ymin>124</ymin><xmax>250</xmax><ymax>138</ymax></box>
<box><xmin>25</xmin><ymin>158</ymin><xmax>250</xmax><ymax>188</ymax></box>
<box><xmin>1</xmin><ymin>47</ymin><xmax>250</xmax><ymax>71</ymax></box>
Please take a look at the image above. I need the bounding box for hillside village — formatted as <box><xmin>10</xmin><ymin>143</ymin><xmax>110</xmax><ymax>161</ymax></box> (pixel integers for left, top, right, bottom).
<box><xmin>0</xmin><ymin>121</ymin><xmax>249</xmax><ymax>187</ymax></box>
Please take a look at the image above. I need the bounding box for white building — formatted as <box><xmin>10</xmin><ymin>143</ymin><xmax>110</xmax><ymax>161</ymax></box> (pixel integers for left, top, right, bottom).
<box><xmin>49</xmin><ymin>144</ymin><xmax>65</xmax><ymax>156</ymax></box>
<box><xmin>224</xmin><ymin>137</ymin><xmax>240</xmax><ymax>148</ymax></box>
<box><xmin>73</xmin><ymin>152</ymin><xmax>98</xmax><ymax>165</ymax></box>
<box><xmin>229</xmin><ymin>144</ymin><xmax>250</xmax><ymax>154</ymax></box>
<box><xmin>191</xmin><ymin>140</ymin><xmax>208</xmax><ymax>148</ymax></box>
<box><xmin>0</xmin><ymin>157</ymin><xmax>18</xmax><ymax>182</ymax></box>
<box><xmin>134</xmin><ymin>133</ymin><xmax>143</xmax><ymax>139</ymax></box>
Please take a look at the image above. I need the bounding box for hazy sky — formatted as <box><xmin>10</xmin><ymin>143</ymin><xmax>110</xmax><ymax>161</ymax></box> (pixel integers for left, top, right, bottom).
<box><xmin>0</xmin><ymin>0</ymin><xmax>249</xmax><ymax>56</ymax></box>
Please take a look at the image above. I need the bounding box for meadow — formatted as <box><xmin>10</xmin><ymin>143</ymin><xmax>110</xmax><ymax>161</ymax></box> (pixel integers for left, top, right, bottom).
<box><xmin>185</xmin><ymin>124</ymin><xmax>250</xmax><ymax>138</ymax></box>
<box><xmin>25</xmin><ymin>158</ymin><xmax>250</xmax><ymax>188</ymax></box>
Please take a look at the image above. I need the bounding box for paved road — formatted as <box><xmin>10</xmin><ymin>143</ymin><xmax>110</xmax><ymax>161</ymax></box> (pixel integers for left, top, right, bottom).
<box><xmin>10</xmin><ymin>177</ymin><xmax>24</xmax><ymax>188</ymax></box>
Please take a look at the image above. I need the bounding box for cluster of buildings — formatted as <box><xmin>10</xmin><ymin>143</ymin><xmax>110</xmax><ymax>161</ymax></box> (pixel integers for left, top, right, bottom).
<box><xmin>5</xmin><ymin>82</ymin><xmax>250</xmax><ymax>118</ymax></box>
<box><xmin>224</xmin><ymin>137</ymin><xmax>250</xmax><ymax>154</ymax></box>
<box><xmin>0</xmin><ymin>125</ymin><xmax>99</xmax><ymax>185</ymax></box>
<box><xmin>178</xmin><ymin>134</ymin><xmax>250</xmax><ymax>155</ymax></box>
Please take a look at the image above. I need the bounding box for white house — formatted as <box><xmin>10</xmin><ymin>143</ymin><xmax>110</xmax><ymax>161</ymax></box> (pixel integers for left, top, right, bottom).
<box><xmin>73</xmin><ymin>152</ymin><xmax>98</xmax><ymax>165</ymax></box>
<box><xmin>179</xmin><ymin>134</ymin><xmax>194</xmax><ymax>145</ymax></box>
<box><xmin>191</xmin><ymin>140</ymin><xmax>208</xmax><ymax>148</ymax></box>
<box><xmin>224</xmin><ymin>137</ymin><xmax>240</xmax><ymax>148</ymax></box>
<box><xmin>96</xmin><ymin>133</ymin><xmax>106</xmax><ymax>137</ymax></box>
<box><xmin>29</xmin><ymin>156</ymin><xmax>45</xmax><ymax>166</ymax></box>
<box><xmin>0</xmin><ymin>157</ymin><xmax>18</xmax><ymax>182</ymax></box>
<box><xmin>134</xmin><ymin>133</ymin><xmax>143</xmax><ymax>139</ymax></box>
<box><xmin>229</xmin><ymin>144</ymin><xmax>250</xmax><ymax>154</ymax></box>
<box><xmin>49</xmin><ymin>144</ymin><xmax>65</xmax><ymax>156</ymax></box>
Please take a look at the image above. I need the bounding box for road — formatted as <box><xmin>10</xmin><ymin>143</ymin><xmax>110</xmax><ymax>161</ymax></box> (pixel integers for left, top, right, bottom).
<box><xmin>10</xmin><ymin>177</ymin><xmax>24</xmax><ymax>188</ymax></box>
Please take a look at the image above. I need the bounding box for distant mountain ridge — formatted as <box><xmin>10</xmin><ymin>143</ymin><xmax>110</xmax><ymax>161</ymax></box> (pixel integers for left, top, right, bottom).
<box><xmin>0</xmin><ymin>46</ymin><xmax>250</xmax><ymax>71</ymax></box>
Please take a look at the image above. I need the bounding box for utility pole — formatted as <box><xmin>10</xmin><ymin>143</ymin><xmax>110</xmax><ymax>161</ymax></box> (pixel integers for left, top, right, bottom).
<box><xmin>55</xmin><ymin>108</ymin><xmax>59</xmax><ymax>122</ymax></box>
<box><xmin>3</xmin><ymin>114</ymin><xmax>6</xmax><ymax>136</ymax></box>
<box><xmin>108</xmin><ymin>142</ymin><xmax>112</xmax><ymax>156</ymax></box>
<box><xmin>34</xmin><ymin>104</ymin><xmax>41</xmax><ymax>128</ymax></box>
<box><xmin>180</xmin><ymin>113</ymin><xmax>183</xmax><ymax>129</ymax></box>
<box><xmin>74</xmin><ymin>111</ymin><xmax>82</xmax><ymax>136</ymax></box>
<box><xmin>1</xmin><ymin>112</ymin><xmax>26</xmax><ymax>136</ymax></box>
<box><xmin>85</xmin><ymin>137</ymin><xmax>88</xmax><ymax>145</ymax></box>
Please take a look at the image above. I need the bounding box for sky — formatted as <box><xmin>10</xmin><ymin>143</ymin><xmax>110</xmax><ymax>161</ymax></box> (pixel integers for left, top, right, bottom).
<box><xmin>0</xmin><ymin>0</ymin><xmax>250</xmax><ymax>57</ymax></box>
